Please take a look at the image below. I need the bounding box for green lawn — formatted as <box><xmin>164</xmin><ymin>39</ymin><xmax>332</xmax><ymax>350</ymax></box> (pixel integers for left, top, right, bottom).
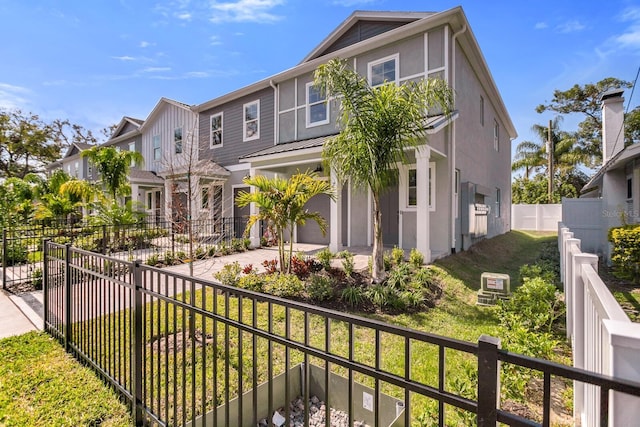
<box><xmin>1</xmin><ymin>230</ymin><xmax>559</xmax><ymax>426</ymax></box>
<box><xmin>0</xmin><ymin>332</ymin><xmax>131</xmax><ymax>426</ymax></box>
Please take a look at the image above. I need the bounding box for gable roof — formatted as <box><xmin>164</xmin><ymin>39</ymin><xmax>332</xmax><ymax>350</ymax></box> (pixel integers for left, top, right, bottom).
<box><xmin>111</xmin><ymin>116</ymin><xmax>144</xmax><ymax>139</ymax></box>
<box><xmin>193</xmin><ymin>7</ymin><xmax>516</xmax><ymax>139</ymax></box>
<box><xmin>139</xmin><ymin>97</ymin><xmax>194</xmax><ymax>132</ymax></box>
<box><xmin>301</xmin><ymin>11</ymin><xmax>433</xmax><ymax>63</ymax></box>
<box><xmin>62</xmin><ymin>142</ymin><xmax>94</xmax><ymax>160</ymax></box>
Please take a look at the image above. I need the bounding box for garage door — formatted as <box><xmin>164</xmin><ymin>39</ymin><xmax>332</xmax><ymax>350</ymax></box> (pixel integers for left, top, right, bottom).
<box><xmin>297</xmin><ymin>193</ymin><xmax>331</xmax><ymax>244</ymax></box>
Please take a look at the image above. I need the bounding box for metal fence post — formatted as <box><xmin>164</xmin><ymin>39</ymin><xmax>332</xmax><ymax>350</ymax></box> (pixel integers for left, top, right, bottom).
<box><xmin>102</xmin><ymin>225</ymin><xmax>107</xmax><ymax>255</ymax></box>
<box><xmin>131</xmin><ymin>260</ymin><xmax>144</xmax><ymax>426</ymax></box>
<box><xmin>64</xmin><ymin>243</ymin><xmax>72</xmax><ymax>352</ymax></box>
<box><xmin>42</xmin><ymin>239</ymin><xmax>49</xmax><ymax>332</ymax></box>
<box><xmin>2</xmin><ymin>229</ymin><xmax>7</xmax><ymax>290</ymax></box>
<box><xmin>477</xmin><ymin>335</ymin><xmax>501</xmax><ymax>426</ymax></box>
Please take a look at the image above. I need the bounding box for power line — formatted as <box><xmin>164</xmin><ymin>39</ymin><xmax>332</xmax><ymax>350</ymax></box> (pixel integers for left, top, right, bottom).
<box><xmin>609</xmin><ymin>66</ymin><xmax>640</xmax><ymax>157</ymax></box>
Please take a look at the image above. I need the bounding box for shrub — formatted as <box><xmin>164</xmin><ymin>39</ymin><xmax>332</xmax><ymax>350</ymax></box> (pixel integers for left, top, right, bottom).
<box><xmin>262</xmin><ymin>259</ymin><xmax>278</xmax><ymax>274</ymax></box>
<box><xmin>243</xmin><ymin>238</ymin><xmax>252</xmax><ymax>250</ymax></box>
<box><xmin>146</xmin><ymin>254</ymin><xmax>160</xmax><ymax>266</ymax></box>
<box><xmin>306</xmin><ymin>275</ymin><xmax>334</xmax><ymax>301</ymax></box>
<box><xmin>341</xmin><ymin>251</ymin><xmax>354</xmax><ymax>277</ymax></box>
<box><xmin>263</xmin><ymin>274</ymin><xmax>304</xmax><ymax>298</ymax></box>
<box><xmin>316</xmin><ymin>248</ymin><xmax>333</xmax><ymax>271</ymax></box>
<box><xmin>214</xmin><ymin>262</ymin><xmax>241</xmax><ymax>287</ymax></box>
<box><xmin>194</xmin><ymin>246</ymin><xmax>206</xmax><ymax>259</ymax></box>
<box><xmin>290</xmin><ymin>255</ymin><xmax>311</xmax><ymax>279</ymax></box>
<box><xmin>519</xmin><ymin>262</ymin><xmax>556</xmax><ymax>285</ymax></box>
<box><xmin>367</xmin><ymin>283</ymin><xmax>392</xmax><ymax>308</ymax></box>
<box><xmin>409</xmin><ymin>248</ymin><xmax>424</xmax><ymax>268</ymax></box>
<box><xmin>31</xmin><ymin>267</ymin><xmax>43</xmax><ymax>290</ymax></box>
<box><xmin>176</xmin><ymin>250</ymin><xmax>187</xmax><ymax>260</ymax></box>
<box><xmin>341</xmin><ymin>285</ymin><xmax>366</xmax><ymax>307</ymax></box>
<box><xmin>231</xmin><ymin>238</ymin><xmax>244</xmax><ymax>252</ymax></box>
<box><xmin>164</xmin><ymin>251</ymin><xmax>176</xmax><ymax>265</ymax></box>
<box><xmin>609</xmin><ymin>225</ymin><xmax>640</xmax><ymax>283</ymax></box>
<box><xmin>4</xmin><ymin>241</ymin><xmax>28</xmax><ymax>266</ymax></box>
<box><xmin>238</xmin><ymin>273</ymin><xmax>265</xmax><ymax>292</ymax></box>
<box><xmin>391</xmin><ymin>246</ymin><xmax>404</xmax><ymax>265</ymax></box>
<box><xmin>498</xmin><ymin>277</ymin><xmax>565</xmax><ymax>333</ymax></box>
<box><xmin>386</xmin><ymin>263</ymin><xmax>412</xmax><ymax>290</ymax></box>
<box><xmin>242</xmin><ymin>264</ymin><xmax>255</xmax><ymax>275</ymax></box>
<box><xmin>383</xmin><ymin>252</ymin><xmax>393</xmax><ymax>271</ymax></box>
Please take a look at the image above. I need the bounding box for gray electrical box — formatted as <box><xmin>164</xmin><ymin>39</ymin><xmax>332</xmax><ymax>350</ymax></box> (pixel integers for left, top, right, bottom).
<box><xmin>477</xmin><ymin>272</ymin><xmax>511</xmax><ymax>305</ymax></box>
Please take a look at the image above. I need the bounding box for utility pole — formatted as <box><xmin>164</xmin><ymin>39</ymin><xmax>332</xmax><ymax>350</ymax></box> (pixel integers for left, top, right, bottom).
<box><xmin>547</xmin><ymin>119</ymin><xmax>554</xmax><ymax>203</ymax></box>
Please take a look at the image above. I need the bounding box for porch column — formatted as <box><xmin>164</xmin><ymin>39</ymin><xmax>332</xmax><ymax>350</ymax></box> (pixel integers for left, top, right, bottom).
<box><xmin>164</xmin><ymin>180</ymin><xmax>172</xmax><ymax>222</ymax></box>
<box><xmin>416</xmin><ymin>147</ymin><xmax>431</xmax><ymax>261</ymax></box>
<box><xmin>329</xmin><ymin>171</ymin><xmax>343</xmax><ymax>253</ymax></box>
<box><xmin>249</xmin><ymin>168</ymin><xmax>261</xmax><ymax>247</ymax></box>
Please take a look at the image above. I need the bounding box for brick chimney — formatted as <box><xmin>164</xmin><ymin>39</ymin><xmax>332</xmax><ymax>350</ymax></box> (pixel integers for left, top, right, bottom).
<box><xmin>601</xmin><ymin>89</ymin><xmax>625</xmax><ymax>164</ymax></box>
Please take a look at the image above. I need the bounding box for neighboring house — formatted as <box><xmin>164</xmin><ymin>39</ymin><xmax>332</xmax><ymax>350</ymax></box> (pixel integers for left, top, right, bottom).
<box><xmin>573</xmin><ymin>89</ymin><xmax>631</xmax><ymax>260</ymax></box>
<box><xmin>46</xmin><ymin>142</ymin><xmax>95</xmax><ymax>180</ymax></box>
<box><xmin>194</xmin><ymin>7</ymin><xmax>516</xmax><ymax>260</ymax></box>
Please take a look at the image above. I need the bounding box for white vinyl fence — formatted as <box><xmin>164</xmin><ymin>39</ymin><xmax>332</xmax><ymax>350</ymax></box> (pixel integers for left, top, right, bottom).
<box><xmin>559</xmin><ymin>224</ymin><xmax>640</xmax><ymax>426</ymax></box>
<box><xmin>511</xmin><ymin>204</ymin><xmax>562</xmax><ymax>231</ymax></box>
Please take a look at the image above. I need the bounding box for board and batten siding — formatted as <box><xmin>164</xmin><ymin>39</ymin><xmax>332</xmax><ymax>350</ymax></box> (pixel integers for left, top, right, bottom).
<box><xmin>198</xmin><ymin>88</ymin><xmax>275</xmax><ymax>167</ymax></box>
<box><xmin>141</xmin><ymin>103</ymin><xmax>198</xmax><ymax>174</ymax></box>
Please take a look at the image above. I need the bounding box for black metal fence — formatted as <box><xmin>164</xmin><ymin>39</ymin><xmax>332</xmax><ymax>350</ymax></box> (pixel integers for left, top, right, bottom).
<box><xmin>2</xmin><ymin>217</ymin><xmax>250</xmax><ymax>290</ymax></box>
<box><xmin>43</xmin><ymin>242</ymin><xmax>640</xmax><ymax>427</ymax></box>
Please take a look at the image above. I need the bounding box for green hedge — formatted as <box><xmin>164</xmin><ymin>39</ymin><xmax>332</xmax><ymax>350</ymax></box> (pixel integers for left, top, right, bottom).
<box><xmin>609</xmin><ymin>225</ymin><xmax>640</xmax><ymax>283</ymax></box>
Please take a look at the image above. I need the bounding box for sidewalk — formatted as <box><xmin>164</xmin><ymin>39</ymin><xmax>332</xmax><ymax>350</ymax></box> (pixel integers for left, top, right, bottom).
<box><xmin>0</xmin><ymin>288</ymin><xmax>42</xmax><ymax>339</ymax></box>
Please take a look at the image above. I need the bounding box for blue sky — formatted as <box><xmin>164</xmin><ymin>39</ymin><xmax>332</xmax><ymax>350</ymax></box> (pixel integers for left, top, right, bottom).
<box><xmin>1</xmin><ymin>0</ymin><xmax>639</xmax><ymax>159</ymax></box>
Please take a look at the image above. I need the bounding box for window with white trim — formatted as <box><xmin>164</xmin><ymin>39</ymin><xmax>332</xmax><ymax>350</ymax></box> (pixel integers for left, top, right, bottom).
<box><xmin>406</xmin><ymin>163</ymin><xmax>436</xmax><ymax>211</ymax></box>
<box><xmin>306</xmin><ymin>83</ymin><xmax>329</xmax><ymax>127</ymax></box>
<box><xmin>174</xmin><ymin>127</ymin><xmax>183</xmax><ymax>154</ymax></box>
<box><xmin>210</xmin><ymin>113</ymin><xmax>223</xmax><ymax>148</ymax></box>
<box><xmin>201</xmin><ymin>187</ymin><xmax>209</xmax><ymax>210</ymax></box>
<box><xmin>146</xmin><ymin>192</ymin><xmax>152</xmax><ymax>210</ymax></box>
<box><xmin>368</xmin><ymin>54</ymin><xmax>398</xmax><ymax>86</ymax></box>
<box><xmin>243</xmin><ymin>100</ymin><xmax>260</xmax><ymax>141</ymax></box>
<box><xmin>74</xmin><ymin>161</ymin><xmax>79</xmax><ymax>178</ymax></box>
<box><xmin>152</xmin><ymin>135</ymin><xmax>161</xmax><ymax>160</ymax></box>
<box><xmin>129</xmin><ymin>141</ymin><xmax>136</xmax><ymax>166</ymax></box>
<box><xmin>493</xmin><ymin>120</ymin><xmax>499</xmax><ymax>151</ymax></box>
<box><xmin>495</xmin><ymin>188</ymin><xmax>501</xmax><ymax>218</ymax></box>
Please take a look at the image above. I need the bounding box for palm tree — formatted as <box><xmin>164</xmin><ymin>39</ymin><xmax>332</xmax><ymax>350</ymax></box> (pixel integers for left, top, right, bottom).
<box><xmin>236</xmin><ymin>171</ymin><xmax>334</xmax><ymax>274</ymax></box>
<box><xmin>313</xmin><ymin>58</ymin><xmax>454</xmax><ymax>282</ymax></box>
<box><xmin>81</xmin><ymin>146</ymin><xmax>144</xmax><ymax>200</ymax></box>
<box><xmin>28</xmin><ymin>170</ymin><xmax>85</xmax><ymax>222</ymax></box>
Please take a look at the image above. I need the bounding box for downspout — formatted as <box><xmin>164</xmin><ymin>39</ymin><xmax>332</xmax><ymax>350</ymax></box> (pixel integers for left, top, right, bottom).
<box><xmin>451</xmin><ymin>23</ymin><xmax>467</xmax><ymax>253</ymax></box>
<box><xmin>269</xmin><ymin>79</ymin><xmax>278</xmax><ymax>145</ymax></box>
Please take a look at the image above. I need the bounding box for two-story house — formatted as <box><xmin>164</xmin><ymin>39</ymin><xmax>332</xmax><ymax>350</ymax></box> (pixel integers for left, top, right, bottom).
<box><xmin>193</xmin><ymin>7</ymin><xmax>516</xmax><ymax>260</ymax></box>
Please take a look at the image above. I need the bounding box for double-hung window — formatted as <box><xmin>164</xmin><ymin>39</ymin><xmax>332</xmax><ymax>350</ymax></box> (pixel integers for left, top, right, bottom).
<box><xmin>493</xmin><ymin>120</ymin><xmax>500</xmax><ymax>152</ymax></box>
<box><xmin>243</xmin><ymin>100</ymin><xmax>260</xmax><ymax>141</ymax></box>
<box><xmin>174</xmin><ymin>127</ymin><xmax>183</xmax><ymax>154</ymax></box>
<box><xmin>201</xmin><ymin>187</ymin><xmax>209</xmax><ymax>210</ymax></box>
<box><xmin>306</xmin><ymin>83</ymin><xmax>329</xmax><ymax>127</ymax></box>
<box><xmin>210</xmin><ymin>113</ymin><xmax>223</xmax><ymax>148</ymax></box>
<box><xmin>153</xmin><ymin>135</ymin><xmax>161</xmax><ymax>160</ymax></box>
<box><xmin>368</xmin><ymin>54</ymin><xmax>399</xmax><ymax>86</ymax></box>
<box><xmin>129</xmin><ymin>141</ymin><xmax>136</xmax><ymax>166</ymax></box>
<box><xmin>406</xmin><ymin>163</ymin><xmax>436</xmax><ymax>211</ymax></box>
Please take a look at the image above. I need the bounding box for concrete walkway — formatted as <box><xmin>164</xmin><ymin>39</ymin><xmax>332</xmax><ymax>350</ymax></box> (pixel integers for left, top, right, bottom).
<box><xmin>0</xmin><ymin>243</ymin><xmax>373</xmax><ymax>339</ymax></box>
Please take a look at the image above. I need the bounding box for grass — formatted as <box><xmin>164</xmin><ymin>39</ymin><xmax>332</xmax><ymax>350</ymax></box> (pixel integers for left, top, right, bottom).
<box><xmin>8</xmin><ymin>230</ymin><xmax>560</xmax><ymax>426</ymax></box>
<box><xmin>0</xmin><ymin>332</ymin><xmax>131</xmax><ymax>426</ymax></box>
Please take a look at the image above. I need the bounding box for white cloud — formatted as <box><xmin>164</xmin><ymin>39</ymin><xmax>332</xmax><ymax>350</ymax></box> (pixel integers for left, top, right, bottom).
<box><xmin>614</xmin><ymin>7</ymin><xmax>640</xmax><ymax>49</ymax></box>
<box><xmin>175</xmin><ymin>11</ymin><xmax>192</xmax><ymax>20</ymax></box>
<box><xmin>332</xmin><ymin>0</ymin><xmax>375</xmax><ymax>6</ymax></box>
<box><xmin>210</xmin><ymin>35</ymin><xmax>223</xmax><ymax>45</ymax></box>
<box><xmin>185</xmin><ymin>71</ymin><xmax>209</xmax><ymax>78</ymax></box>
<box><xmin>534</xmin><ymin>22</ymin><xmax>548</xmax><ymax>30</ymax></box>
<box><xmin>141</xmin><ymin>67</ymin><xmax>172</xmax><ymax>73</ymax></box>
<box><xmin>0</xmin><ymin>83</ymin><xmax>30</xmax><ymax>110</ymax></box>
<box><xmin>208</xmin><ymin>0</ymin><xmax>285</xmax><ymax>23</ymax></box>
<box><xmin>111</xmin><ymin>55</ymin><xmax>137</xmax><ymax>61</ymax></box>
<box><xmin>556</xmin><ymin>20</ymin><xmax>586</xmax><ymax>34</ymax></box>
<box><xmin>139</xmin><ymin>41</ymin><xmax>154</xmax><ymax>48</ymax></box>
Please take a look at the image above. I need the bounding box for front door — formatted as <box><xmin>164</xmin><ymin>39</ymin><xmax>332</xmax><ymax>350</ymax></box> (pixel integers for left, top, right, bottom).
<box><xmin>379</xmin><ymin>185</ymin><xmax>399</xmax><ymax>246</ymax></box>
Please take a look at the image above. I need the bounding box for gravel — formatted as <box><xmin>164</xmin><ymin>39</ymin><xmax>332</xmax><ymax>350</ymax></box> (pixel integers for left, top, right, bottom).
<box><xmin>257</xmin><ymin>395</ymin><xmax>369</xmax><ymax>427</ymax></box>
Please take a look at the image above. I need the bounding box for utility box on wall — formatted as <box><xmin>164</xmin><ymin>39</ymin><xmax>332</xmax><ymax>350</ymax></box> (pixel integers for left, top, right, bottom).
<box><xmin>477</xmin><ymin>272</ymin><xmax>511</xmax><ymax>305</ymax></box>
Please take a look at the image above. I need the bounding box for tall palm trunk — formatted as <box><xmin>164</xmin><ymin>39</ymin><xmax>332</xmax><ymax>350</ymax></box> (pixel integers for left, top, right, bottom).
<box><xmin>371</xmin><ymin>193</ymin><xmax>385</xmax><ymax>283</ymax></box>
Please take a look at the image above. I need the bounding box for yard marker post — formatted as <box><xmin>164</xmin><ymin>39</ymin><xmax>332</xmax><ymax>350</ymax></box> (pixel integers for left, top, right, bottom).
<box><xmin>132</xmin><ymin>260</ymin><xmax>144</xmax><ymax>426</ymax></box>
<box><xmin>477</xmin><ymin>335</ymin><xmax>501</xmax><ymax>426</ymax></box>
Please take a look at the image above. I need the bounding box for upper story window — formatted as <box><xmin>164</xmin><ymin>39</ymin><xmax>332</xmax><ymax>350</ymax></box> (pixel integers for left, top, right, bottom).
<box><xmin>210</xmin><ymin>113</ymin><xmax>223</xmax><ymax>148</ymax></box>
<box><xmin>368</xmin><ymin>54</ymin><xmax>399</xmax><ymax>86</ymax></box>
<box><xmin>493</xmin><ymin>120</ymin><xmax>500</xmax><ymax>152</ymax></box>
<box><xmin>153</xmin><ymin>135</ymin><xmax>161</xmax><ymax>161</ymax></box>
<box><xmin>243</xmin><ymin>100</ymin><xmax>260</xmax><ymax>141</ymax></box>
<box><xmin>129</xmin><ymin>141</ymin><xmax>136</xmax><ymax>166</ymax></box>
<box><xmin>174</xmin><ymin>127</ymin><xmax>183</xmax><ymax>154</ymax></box>
<box><xmin>495</xmin><ymin>188</ymin><xmax>501</xmax><ymax>218</ymax></box>
<box><xmin>480</xmin><ymin>96</ymin><xmax>485</xmax><ymax>126</ymax></box>
<box><xmin>306</xmin><ymin>83</ymin><xmax>329</xmax><ymax>127</ymax></box>
<box><xmin>74</xmin><ymin>161</ymin><xmax>79</xmax><ymax>178</ymax></box>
